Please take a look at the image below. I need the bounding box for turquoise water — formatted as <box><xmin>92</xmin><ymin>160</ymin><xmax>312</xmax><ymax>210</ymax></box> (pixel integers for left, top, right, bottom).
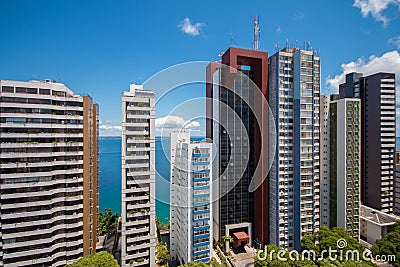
<box><xmin>99</xmin><ymin>138</ymin><xmax>122</xmax><ymax>216</ymax></box>
<box><xmin>99</xmin><ymin>136</ymin><xmax>206</xmax><ymax>225</ymax></box>
<box><xmin>99</xmin><ymin>137</ymin><xmax>172</xmax><ymax>224</ymax></box>
<box><xmin>398</xmin><ymin>137</ymin><xmax>400</xmax><ymax>150</ymax></box>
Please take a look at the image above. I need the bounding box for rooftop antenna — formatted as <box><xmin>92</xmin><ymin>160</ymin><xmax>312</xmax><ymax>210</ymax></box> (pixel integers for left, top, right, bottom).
<box><xmin>229</xmin><ymin>32</ymin><xmax>238</xmax><ymax>47</ymax></box>
<box><xmin>253</xmin><ymin>15</ymin><xmax>260</xmax><ymax>50</ymax></box>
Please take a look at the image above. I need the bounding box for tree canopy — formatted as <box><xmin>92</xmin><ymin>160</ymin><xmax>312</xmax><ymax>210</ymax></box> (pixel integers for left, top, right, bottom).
<box><xmin>372</xmin><ymin>220</ymin><xmax>400</xmax><ymax>266</ymax></box>
<box><xmin>183</xmin><ymin>262</ymin><xmax>211</xmax><ymax>267</ymax></box>
<box><xmin>66</xmin><ymin>251</ymin><xmax>119</xmax><ymax>267</ymax></box>
<box><xmin>156</xmin><ymin>242</ymin><xmax>170</xmax><ymax>265</ymax></box>
<box><xmin>255</xmin><ymin>227</ymin><xmax>376</xmax><ymax>267</ymax></box>
<box><xmin>98</xmin><ymin>208</ymin><xmax>118</xmax><ymax>236</ymax></box>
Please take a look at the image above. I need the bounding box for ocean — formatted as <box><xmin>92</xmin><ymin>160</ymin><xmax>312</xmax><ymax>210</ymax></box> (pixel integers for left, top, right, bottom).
<box><xmin>99</xmin><ymin>137</ymin><xmax>171</xmax><ymax>224</ymax></box>
<box><xmin>99</xmin><ymin>136</ymin><xmax>400</xmax><ymax>225</ymax></box>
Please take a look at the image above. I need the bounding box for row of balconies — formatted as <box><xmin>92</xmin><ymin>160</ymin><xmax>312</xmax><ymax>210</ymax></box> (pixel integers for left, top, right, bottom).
<box><xmin>1</xmin><ymin>204</ymin><xmax>84</xmax><ymax>220</ymax></box>
<box><xmin>0</xmin><ymin>141</ymin><xmax>83</xmax><ymax>148</ymax></box>
<box><xmin>0</xmin><ymin>168</ymin><xmax>83</xmax><ymax>179</ymax></box>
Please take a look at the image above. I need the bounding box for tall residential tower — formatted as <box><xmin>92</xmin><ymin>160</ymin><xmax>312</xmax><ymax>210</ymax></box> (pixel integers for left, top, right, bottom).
<box><xmin>169</xmin><ymin>132</ymin><xmax>213</xmax><ymax>265</ymax></box>
<box><xmin>324</xmin><ymin>98</ymin><xmax>361</xmax><ymax>239</ymax></box>
<box><xmin>121</xmin><ymin>84</ymin><xmax>156</xmax><ymax>267</ymax></box>
<box><xmin>0</xmin><ymin>80</ymin><xmax>98</xmax><ymax>267</ymax></box>
<box><xmin>339</xmin><ymin>72</ymin><xmax>396</xmax><ymax>213</ymax></box>
<box><xmin>268</xmin><ymin>47</ymin><xmax>321</xmax><ymax>250</ymax></box>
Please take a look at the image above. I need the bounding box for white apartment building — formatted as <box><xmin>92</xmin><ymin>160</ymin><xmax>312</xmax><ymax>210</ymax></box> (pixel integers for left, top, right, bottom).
<box><xmin>395</xmin><ymin>152</ymin><xmax>400</xmax><ymax>215</ymax></box>
<box><xmin>324</xmin><ymin>98</ymin><xmax>361</xmax><ymax>239</ymax></box>
<box><xmin>360</xmin><ymin>205</ymin><xmax>400</xmax><ymax>245</ymax></box>
<box><xmin>0</xmin><ymin>80</ymin><xmax>98</xmax><ymax>267</ymax></box>
<box><xmin>169</xmin><ymin>132</ymin><xmax>212</xmax><ymax>265</ymax></box>
<box><xmin>121</xmin><ymin>84</ymin><xmax>156</xmax><ymax>267</ymax></box>
<box><xmin>320</xmin><ymin>95</ymin><xmax>334</xmax><ymax>227</ymax></box>
<box><xmin>269</xmin><ymin>47</ymin><xmax>320</xmax><ymax>250</ymax></box>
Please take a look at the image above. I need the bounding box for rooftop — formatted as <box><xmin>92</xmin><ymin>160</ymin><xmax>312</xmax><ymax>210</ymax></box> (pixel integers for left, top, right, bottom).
<box><xmin>123</xmin><ymin>83</ymin><xmax>154</xmax><ymax>97</ymax></box>
<box><xmin>360</xmin><ymin>205</ymin><xmax>400</xmax><ymax>226</ymax></box>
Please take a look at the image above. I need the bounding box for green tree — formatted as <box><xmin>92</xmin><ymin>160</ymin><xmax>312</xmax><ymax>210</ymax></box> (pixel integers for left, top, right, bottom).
<box><xmin>221</xmin><ymin>235</ymin><xmax>234</xmax><ymax>253</ymax></box>
<box><xmin>209</xmin><ymin>258</ymin><xmax>223</xmax><ymax>267</ymax></box>
<box><xmin>156</xmin><ymin>217</ymin><xmax>169</xmax><ymax>231</ymax></box>
<box><xmin>372</xmin><ymin>220</ymin><xmax>400</xmax><ymax>266</ymax></box>
<box><xmin>255</xmin><ymin>244</ymin><xmax>317</xmax><ymax>267</ymax></box>
<box><xmin>98</xmin><ymin>208</ymin><xmax>118</xmax><ymax>236</ymax></box>
<box><xmin>183</xmin><ymin>262</ymin><xmax>210</xmax><ymax>267</ymax></box>
<box><xmin>156</xmin><ymin>242</ymin><xmax>170</xmax><ymax>265</ymax></box>
<box><xmin>66</xmin><ymin>251</ymin><xmax>119</xmax><ymax>266</ymax></box>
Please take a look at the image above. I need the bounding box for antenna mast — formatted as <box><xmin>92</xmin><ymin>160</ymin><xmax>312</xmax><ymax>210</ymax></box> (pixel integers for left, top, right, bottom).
<box><xmin>253</xmin><ymin>15</ymin><xmax>260</xmax><ymax>51</ymax></box>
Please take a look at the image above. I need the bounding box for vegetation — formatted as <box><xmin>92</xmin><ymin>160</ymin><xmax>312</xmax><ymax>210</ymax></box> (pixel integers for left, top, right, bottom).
<box><xmin>98</xmin><ymin>208</ymin><xmax>118</xmax><ymax>236</ymax></box>
<box><xmin>215</xmin><ymin>246</ymin><xmax>228</xmax><ymax>266</ymax></box>
<box><xmin>156</xmin><ymin>217</ymin><xmax>169</xmax><ymax>242</ymax></box>
<box><xmin>66</xmin><ymin>251</ymin><xmax>119</xmax><ymax>266</ymax></box>
<box><xmin>209</xmin><ymin>258</ymin><xmax>224</xmax><ymax>267</ymax></box>
<box><xmin>156</xmin><ymin>242</ymin><xmax>170</xmax><ymax>265</ymax></box>
<box><xmin>183</xmin><ymin>262</ymin><xmax>210</xmax><ymax>267</ymax></box>
<box><xmin>255</xmin><ymin>244</ymin><xmax>317</xmax><ymax>267</ymax></box>
<box><xmin>372</xmin><ymin>220</ymin><xmax>400</xmax><ymax>266</ymax></box>
<box><xmin>255</xmin><ymin>227</ymin><xmax>376</xmax><ymax>267</ymax></box>
<box><xmin>156</xmin><ymin>217</ymin><xmax>169</xmax><ymax>231</ymax></box>
<box><xmin>222</xmin><ymin>235</ymin><xmax>234</xmax><ymax>243</ymax></box>
<box><xmin>301</xmin><ymin>227</ymin><xmax>366</xmax><ymax>257</ymax></box>
<box><xmin>222</xmin><ymin>235</ymin><xmax>233</xmax><ymax>253</ymax></box>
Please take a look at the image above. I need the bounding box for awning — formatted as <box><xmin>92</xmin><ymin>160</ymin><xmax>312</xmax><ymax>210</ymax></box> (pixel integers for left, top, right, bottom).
<box><xmin>232</xmin><ymin>231</ymin><xmax>249</xmax><ymax>241</ymax></box>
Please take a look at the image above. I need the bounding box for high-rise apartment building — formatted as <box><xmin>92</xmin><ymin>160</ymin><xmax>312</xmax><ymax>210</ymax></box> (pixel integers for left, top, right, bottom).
<box><xmin>169</xmin><ymin>132</ymin><xmax>213</xmax><ymax>265</ymax></box>
<box><xmin>121</xmin><ymin>84</ymin><xmax>156</xmax><ymax>267</ymax></box>
<box><xmin>0</xmin><ymin>79</ymin><xmax>98</xmax><ymax>267</ymax></box>
<box><xmin>339</xmin><ymin>72</ymin><xmax>396</xmax><ymax>213</ymax></box>
<box><xmin>268</xmin><ymin>47</ymin><xmax>320</xmax><ymax>250</ymax></box>
<box><xmin>206</xmin><ymin>47</ymin><xmax>270</xmax><ymax>247</ymax></box>
<box><xmin>395</xmin><ymin>152</ymin><xmax>400</xmax><ymax>215</ymax></box>
<box><xmin>327</xmin><ymin>98</ymin><xmax>361</xmax><ymax>239</ymax></box>
<box><xmin>320</xmin><ymin>94</ymin><xmax>340</xmax><ymax>227</ymax></box>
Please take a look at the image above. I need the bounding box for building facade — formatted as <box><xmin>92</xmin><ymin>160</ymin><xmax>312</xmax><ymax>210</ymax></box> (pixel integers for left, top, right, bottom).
<box><xmin>339</xmin><ymin>72</ymin><xmax>396</xmax><ymax>213</ymax></box>
<box><xmin>206</xmin><ymin>47</ymin><xmax>270</xmax><ymax>247</ymax></box>
<box><xmin>121</xmin><ymin>84</ymin><xmax>156</xmax><ymax>267</ymax></box>
<box><xmin>395</xmin><ymin>152</ymin><xmax>400</xmax><ymax>215</ymax></box>
<box><xmin>169</xmin><ymin>132</ymin><xmax>212</xmax><ymax>265</ymax></box>
<box><xmin>360</xmin><ymin>205</ymin><xmax>399</xmax><ymax>245</ymax></box>
<box><xmin>328</xmin><ymin>98</ymin><xmax>361</xmax><ymax>239</ymax></box>
<box><xmin>268</xmin><ymin>47</ymin><xmax>320</xmax><ymax>250</ymax></box>
<box><xmin>320</xmin><ymin>94</ymin><xmax>340</xmax><ymax>227</ymax></box>
<box><xmin>0</xmin><ymin>80</ymin><xmax>98</xmax><ymax>267</ymax></box>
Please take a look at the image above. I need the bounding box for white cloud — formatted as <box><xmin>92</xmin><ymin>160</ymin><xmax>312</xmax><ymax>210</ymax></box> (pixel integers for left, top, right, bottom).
<box><xmin>178</xmin><ymin>17</ymin><xmax>204</xmax><ymax>36</ymax></box>
<box><xmin>99</xmin><ymin>121</ymin><xmax>121</xmax><ymax>137</ymax></box>
<box><xmin>155</xmin><ymin>115</ymin><xmax>202</xmax><ymax>136</ymax></box>
<box><xmin>353</xmin><ymin>0</ymin><xmax>400</xmax><ymax>26</ymax></box>
<box><xmin>326</xmin><ymin>50</ymin><xmax>400</xmax><ymax>136</ymax></box>
<box><xmin>99</xmin><ymin>125</ymin><xmax>122</xmax><ymax>131</ymax></box>
<box><xmin>326</xmin><ymin>50</ymin><xmax>400</xmax><ymax>93</ymax></box>
<box><xmin>276</xmin><ymin>26</ymin><xmax>281</xmax><ymax>33</ymax></box>
<box><xmin>388</xmin><ymin>35</ymin><xmax>400</xmax><ymax>49</ymax></box>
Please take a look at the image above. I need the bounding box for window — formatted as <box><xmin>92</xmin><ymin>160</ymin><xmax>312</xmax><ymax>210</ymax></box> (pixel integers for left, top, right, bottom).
<box><xmin>39</xmin><ymin>88</ymin><xmax>51</xmax><ymax>95</ymax></box>
<box><xmin>2</xmin><ymin>86</ymin><xmax>14</xmax><ymax>93</ymax></box>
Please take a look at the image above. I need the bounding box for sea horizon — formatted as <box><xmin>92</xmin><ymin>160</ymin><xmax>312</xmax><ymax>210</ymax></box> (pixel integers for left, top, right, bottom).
<box><xmin>99</xmin><ymin>136</ymin><xmax>400</xmax><ymax>225</ymax></box>
<box><xmin>99</xmin><ymin>135</ymin><xmax>206</xmax><ymax>225</ymax></box>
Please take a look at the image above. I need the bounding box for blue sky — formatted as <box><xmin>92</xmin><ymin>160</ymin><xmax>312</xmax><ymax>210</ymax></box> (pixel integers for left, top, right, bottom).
<box><xmin>1</xmin><ymin>0</ymin><xmax>399</xmax><ymax>136</ymax></box>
